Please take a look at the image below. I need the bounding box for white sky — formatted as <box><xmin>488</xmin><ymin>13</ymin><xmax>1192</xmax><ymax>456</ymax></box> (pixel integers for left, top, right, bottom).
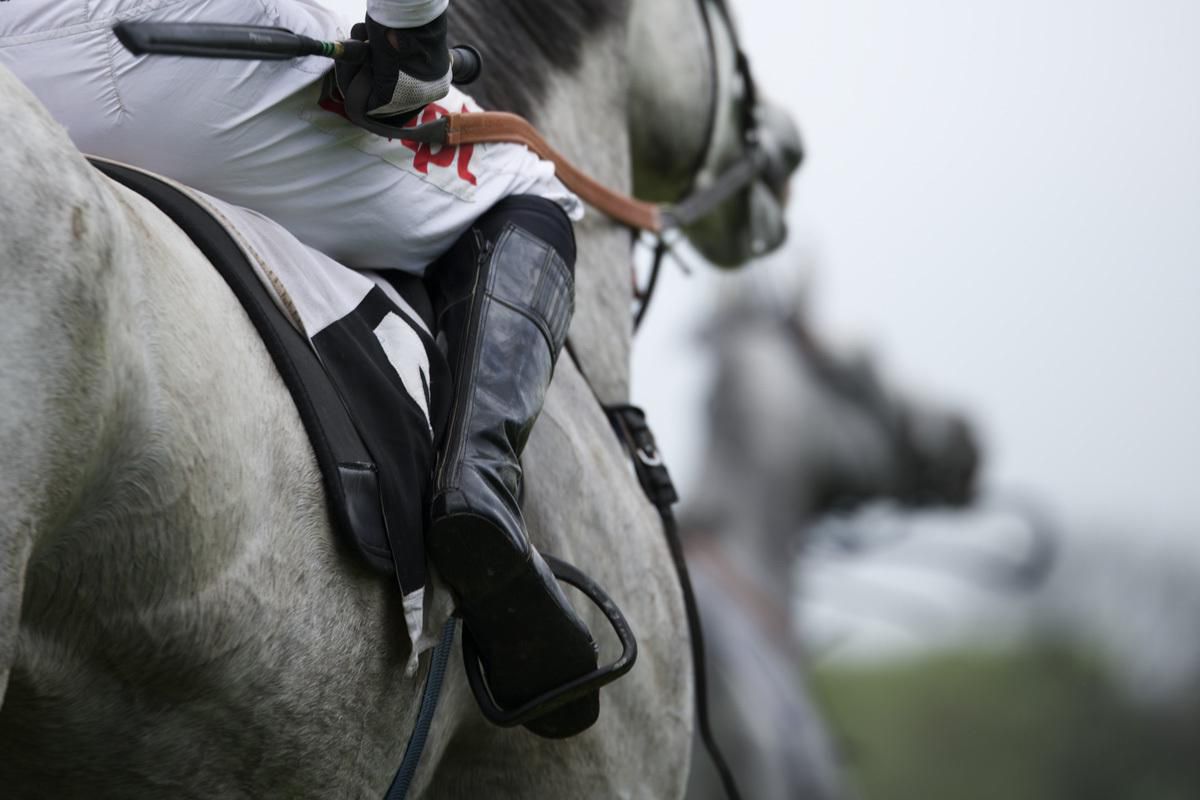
<box><xmin>632</xmin><ymin>0</ymin><xmax>1200</xmax><ymax>539</ymax></box>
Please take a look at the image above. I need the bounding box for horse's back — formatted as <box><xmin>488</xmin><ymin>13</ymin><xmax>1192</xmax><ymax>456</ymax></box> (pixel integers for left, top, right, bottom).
<box><xmin>0</xmin><ymin>62</ymin><xmax>430</xmax><ymax>797</ymax></box>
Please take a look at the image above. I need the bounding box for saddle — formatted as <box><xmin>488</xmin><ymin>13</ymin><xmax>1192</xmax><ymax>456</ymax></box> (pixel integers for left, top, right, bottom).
<box><xmin>90</xmin><ymin>158</ymin><xmax>451</xmax><ymax>646</ymax></box>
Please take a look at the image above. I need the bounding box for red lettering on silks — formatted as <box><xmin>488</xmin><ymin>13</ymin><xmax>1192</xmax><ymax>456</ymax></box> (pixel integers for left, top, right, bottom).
<box><xmin>400</xmin><ymin>103</ymin><xmax>477</xmax><ymax>186</ymax></box>
<box><xmin>456</xmin><ymin>105</ymin><xmax>477</xmax><ymax>185</ymax></box>
<box><xmin>400</xmin><ymin>105</ymin><xmax>443</xmax><ymax>174</ymax></box>
<box><xmin>457</xmin><ymin>143</ymin><xmax>477</xmax><ymax>185</ymax></box>
<box><xmin>426</xmin><ymin>140</ymin><xmax>458</xmax><ymax>170</ymax></box>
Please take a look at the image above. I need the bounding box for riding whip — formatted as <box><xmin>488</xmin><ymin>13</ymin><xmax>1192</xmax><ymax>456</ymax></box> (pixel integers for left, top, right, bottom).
<box><xmin>113</xmin><ymin>21</ymin><xmax>482</xmax><ymax>83</ymax></box>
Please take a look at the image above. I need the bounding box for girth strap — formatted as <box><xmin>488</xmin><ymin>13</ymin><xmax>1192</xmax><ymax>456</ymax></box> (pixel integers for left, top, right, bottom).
<box><xmin>604</xmin><ymin>404</ymin><xmax>745</xmax><ymax>800</ymax></box>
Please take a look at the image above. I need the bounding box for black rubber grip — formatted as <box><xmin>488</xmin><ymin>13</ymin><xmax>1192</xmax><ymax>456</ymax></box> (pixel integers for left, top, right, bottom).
<box><xmin>449</xmin><ymin>45</ymin><xmax>482</xmax><ymax>84</ymax></box>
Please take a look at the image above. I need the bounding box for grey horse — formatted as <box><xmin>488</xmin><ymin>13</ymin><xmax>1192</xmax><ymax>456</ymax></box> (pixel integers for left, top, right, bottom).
<box><xmin>0</xmin><ymin>0</ymin><xmax>799</xmax><ymax>797</ymax></box>
<box><xmin>682</xmin><ymin>286</ymin><xmax>979</xmax><ymax>800</ymax></box>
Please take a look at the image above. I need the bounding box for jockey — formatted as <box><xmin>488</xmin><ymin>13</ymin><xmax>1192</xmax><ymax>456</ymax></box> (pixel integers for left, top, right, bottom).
<box><xmin>0</xmin><ymin>0</ymin><xmax>598</xmax><ymax>738</ymax></box>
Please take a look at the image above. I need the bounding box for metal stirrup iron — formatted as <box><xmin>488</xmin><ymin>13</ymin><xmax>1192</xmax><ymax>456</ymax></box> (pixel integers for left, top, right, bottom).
<box><xmin>461</xmin><ymin>555</ymin><xmax>639</xmax><ymax>728</ymax></box>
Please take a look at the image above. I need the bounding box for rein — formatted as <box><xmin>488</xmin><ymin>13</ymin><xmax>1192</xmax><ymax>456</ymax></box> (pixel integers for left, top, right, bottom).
<box><xmin>393</xmin><ymin>107</ymin><xmax>771</xmax><ymax>238</ymax></box>
<box><xmin>389</xmin><ymin>0</ymin><xmax>772</xmax><ymax>241</ymax></box>
<box><xmin>390</xmin><ymin>106</ymin><xmax>769</xmax><ymax>336</ymax></box>
<box><xmin>398</xmin><ymin>111</ymin><xmax>665</xmax><ymax>232</ymax></box>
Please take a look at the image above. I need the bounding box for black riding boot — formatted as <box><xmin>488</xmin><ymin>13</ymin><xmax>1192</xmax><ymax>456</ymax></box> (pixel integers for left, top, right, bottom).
<box><xmin>426</xmin><ymin>196</ymin><xmax>599</xmax><ymax>739</ymax></box>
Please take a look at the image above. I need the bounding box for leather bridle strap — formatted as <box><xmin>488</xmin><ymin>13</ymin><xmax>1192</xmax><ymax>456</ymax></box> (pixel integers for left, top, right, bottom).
<box><xmin>399</xmin><ymin>111</ymin><xmax>665</xmax><ymax>233</ymax></box>
<box><xmin>335</xmin><ymin>65</ymin><xmax>665</xmax><ymax>233</ymax></box>
<box><xmin>398</xmin><ymin>111</ymin><xmax>768</xmax><ymax>237</ymax></box>
<box><xmin>663</xmin><ymin>150</ymin><xmax>765</xmax><ymax>229</ymax></box>
<box><xmin>340</xmin><ymin>58</ymin><xmax>767</xmax><ymax>237</ymax></box>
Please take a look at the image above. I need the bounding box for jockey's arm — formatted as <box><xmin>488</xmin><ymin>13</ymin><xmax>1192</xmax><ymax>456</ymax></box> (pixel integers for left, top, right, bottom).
<box><xmin>363</xmin><ymin>0</ymin><xmax>452</xmax><ymax>123</ymax></box>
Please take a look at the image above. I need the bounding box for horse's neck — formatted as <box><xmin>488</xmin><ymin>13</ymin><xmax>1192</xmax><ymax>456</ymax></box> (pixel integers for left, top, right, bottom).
<box><xmin>685</xmin><ymin>324</ymin><xmax>906</xmax><ymax>606</ymax></box>
<box><xmin>457</xmin><ymin>0</ymin><xmax>717</xmax><ymax>403</ymax></box>
<box><xmin>628</xmin><ymin>0</ymin><xmax>717</xmax><ymax>201</ymax></box>
<box><xmin>451</xmin><ymin>0</ymin><xmax>644</xmax><ymax>403</ymax></box>
<box><xmin>562</xmin><ymin>0</ymin><xmax>716</xmax><ymax>402</ymax></box>
<box><xmin>451</xmin><ymin>0</ymin><xmax>724</xmax><ymax>402</ymax></box>
<box><xmin>687</xmin><ymin>457</ymin><xmax>806</xmax><ymax>612</ymax></box>
<box><xmin>537</xmin><ymin>26</ymin><xmax>637</xmax><ymax>402</ymax></box>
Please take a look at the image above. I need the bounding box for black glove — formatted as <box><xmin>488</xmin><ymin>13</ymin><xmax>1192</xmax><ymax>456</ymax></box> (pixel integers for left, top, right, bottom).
<box><xmin>364</xmin><ymin>12</ymin><xmax>452</xmax><ymax>124</ymax></box>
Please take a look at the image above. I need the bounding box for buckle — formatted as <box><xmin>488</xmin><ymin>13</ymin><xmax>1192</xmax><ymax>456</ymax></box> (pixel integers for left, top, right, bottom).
<box><xmin>606</xmin><ymin>404</ymin><xmax>680</xmax><ymax>510</ymax></box>
<box><xmin>636</xmin><ymin>444</ymin><xmax>664</xmax><ymax>468</ymax></box>
<box><xmin>461</xmin><ymin>554</ymin><xmax>638</xmax><ymax>729</ymax></box>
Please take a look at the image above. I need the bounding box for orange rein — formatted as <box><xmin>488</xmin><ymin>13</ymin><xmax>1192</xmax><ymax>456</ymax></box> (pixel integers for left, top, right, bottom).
<box><xmin>435</xmin><ymin>112</ymin><xmax>665</xmax><ymax>235</ymax></box>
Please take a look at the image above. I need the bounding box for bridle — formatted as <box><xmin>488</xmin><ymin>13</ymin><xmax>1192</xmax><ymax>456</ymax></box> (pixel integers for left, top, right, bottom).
<box><xmin>632</xmin><ymin>0</ymin><xmax>795</xmax><ymax>328</ymax></box>
<box><xmin>673</xmin><ymin>0</ymin><xmax>766</xmax><ymax>224</ymax></box>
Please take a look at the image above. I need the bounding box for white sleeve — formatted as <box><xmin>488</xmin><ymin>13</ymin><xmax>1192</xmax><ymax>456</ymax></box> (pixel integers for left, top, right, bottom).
<box><xmin>366</xmin><ymin>0</ymin><xmax>449</xmax><ymax>28</ymax></box>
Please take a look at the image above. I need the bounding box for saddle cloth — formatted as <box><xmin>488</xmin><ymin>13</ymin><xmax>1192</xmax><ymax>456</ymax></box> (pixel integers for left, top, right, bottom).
<box><xmin>90</xmin><ymin>158</ymin><xmax>452</xmax><ymax>655</ymax></box>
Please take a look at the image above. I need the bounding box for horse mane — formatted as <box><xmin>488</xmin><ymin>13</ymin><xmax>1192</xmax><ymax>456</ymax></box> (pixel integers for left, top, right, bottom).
<box><xmin>448</xmin><ymin>0</ymin><xmax>628</xmax><ymax>119</ymax></box>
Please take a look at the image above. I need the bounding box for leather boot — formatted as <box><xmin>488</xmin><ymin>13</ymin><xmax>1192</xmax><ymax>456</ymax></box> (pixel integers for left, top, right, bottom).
<box><xmin>426</xmin><ymin>196</ymin><xmax>599</xmax><ymax>739</ymax></box>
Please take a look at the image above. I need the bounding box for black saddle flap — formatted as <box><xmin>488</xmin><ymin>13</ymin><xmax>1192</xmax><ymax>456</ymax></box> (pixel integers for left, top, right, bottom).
<box><xmin>91</xmin><ymin>158</ymin><xmax>449</xmax><ymax>599</ymax></box>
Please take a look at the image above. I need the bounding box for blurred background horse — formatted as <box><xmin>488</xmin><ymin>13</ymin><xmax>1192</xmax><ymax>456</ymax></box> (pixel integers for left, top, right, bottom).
<box><xmin>680</xmin><ymin>283</ymin><xmax>978</xmax><ymax>800</ymax></box>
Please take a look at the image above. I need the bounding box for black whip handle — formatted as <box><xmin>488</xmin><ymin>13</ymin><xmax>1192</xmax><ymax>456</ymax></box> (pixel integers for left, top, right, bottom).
<box><xmin>113</xmin><ymin>22</ymin><xmax>481</xmax><ymax>83</ymax></box>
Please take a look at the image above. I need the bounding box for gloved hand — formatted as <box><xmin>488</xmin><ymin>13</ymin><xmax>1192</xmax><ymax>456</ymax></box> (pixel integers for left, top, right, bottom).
<box><xmin>363</xmin><ymin>13</ymin><xmax>452</xmax><ymax>124</ymax></box>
